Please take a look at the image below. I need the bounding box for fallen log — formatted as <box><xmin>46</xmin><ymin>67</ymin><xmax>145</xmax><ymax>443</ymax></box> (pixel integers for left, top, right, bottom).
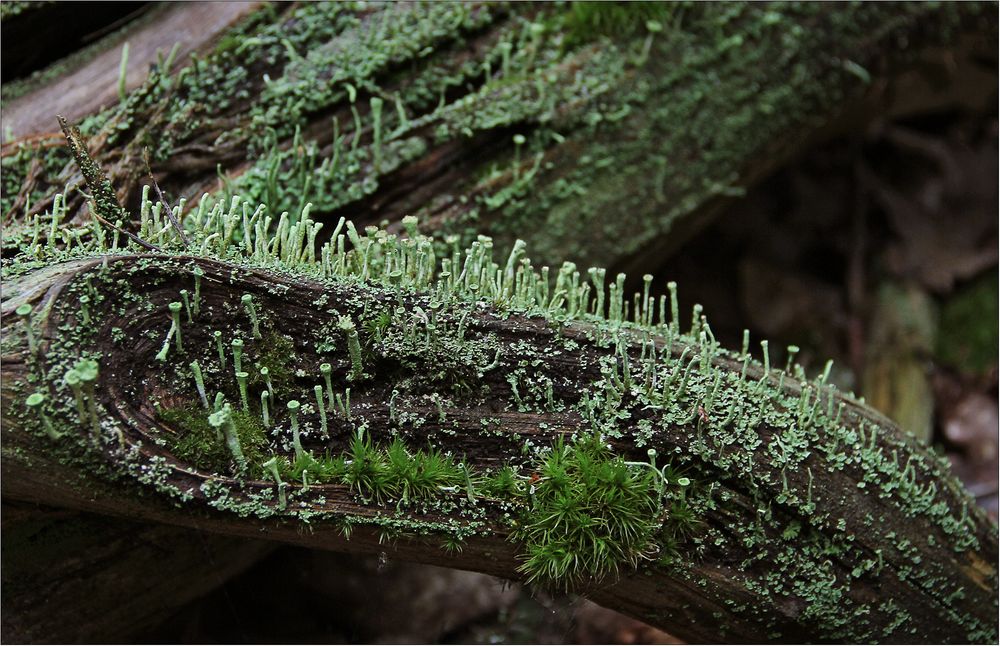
<box><xmin>2</xmin><ymin>203</ymin><xmax>995</xmax><ymax>643</ymax></box>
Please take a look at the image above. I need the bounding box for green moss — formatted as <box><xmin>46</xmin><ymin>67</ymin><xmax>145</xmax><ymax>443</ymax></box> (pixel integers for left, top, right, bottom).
<box><xmin>484</xmin><ymin>465</ymin><xmax>524</xmax><ymax>498</ymax></box>
<box><xmin>937</xmin><ymin>272</ymin><xmax>998</xmax><ymax>375</ymax></box>
<box><xmin>249</xmin><ymin>331</ymin><xmax>296</xmax><ymax>396</ymax></box>
<box><xmin>159</xmin><ymin>403</ymin><xmax>268</xmax><ymax>476</ymax></box>
<box><xmin>512</xmin><ymin>433</ymin><xmax>664</xmax><ymax>590</ymax></box>
<box><xmin>562</xmin><ymin>1</ymin><xmax>673</xmax><ymax>47</ymax></box>
<box><xmin>386</xmin><ymin>438</ymin><xmax>465</xmax><ymax>504</ymax></box>
<box><xmin>339</xmin><ymin>428</ymin><xmax>392</xmax><ymax>503</ymax></box>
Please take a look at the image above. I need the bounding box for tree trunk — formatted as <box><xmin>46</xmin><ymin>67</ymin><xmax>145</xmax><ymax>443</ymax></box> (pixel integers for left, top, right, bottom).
<box><xmin>2</xmin><ymin>249</ymin><xmax>996</xmax><ymax>643</ymax></box>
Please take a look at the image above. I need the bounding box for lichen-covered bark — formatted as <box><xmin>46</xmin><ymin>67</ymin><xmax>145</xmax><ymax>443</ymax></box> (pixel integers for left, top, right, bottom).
<box><xmin>2</xmin><ymin>250</ymin><xmax>995</xmax><ymax>643</ymax></box>
<box><xmin>2</xmin><ymin>2</ymin><xmax>994</xmax><ymax>271</ymax></box>
<box><xmin>1</xmin><ymin>3</ymin><xmax>996</xmax><ymax>642</ymax></box>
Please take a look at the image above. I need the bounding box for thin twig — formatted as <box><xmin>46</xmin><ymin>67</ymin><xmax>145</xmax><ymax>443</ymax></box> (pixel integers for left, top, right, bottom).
<box><xmin>3</xmin><ymin>157</ymin><xmax>41</xmax><ymax>224</ymax></box>
<box><xmin>143</xmin><ymin>147</ymin><xmax>189</xmax><ymax>246</ymax></box>
<box><xmin>92</xmin><ymin>210</ymin><xmax>162</xmax><ymax>252</ymax></box>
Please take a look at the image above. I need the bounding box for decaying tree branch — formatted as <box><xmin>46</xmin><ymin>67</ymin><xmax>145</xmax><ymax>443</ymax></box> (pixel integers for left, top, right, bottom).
<box><xmin>2</xmin><ymin>2</ymin><xmax>262</xmax><ymax>139</ymax></box>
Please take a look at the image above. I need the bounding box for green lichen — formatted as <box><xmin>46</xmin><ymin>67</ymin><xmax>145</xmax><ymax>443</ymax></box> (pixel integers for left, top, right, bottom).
<box><xmin>0</xmin><ymin>140</ymin><xmax>72</xmax><ymax>218</ymax></box>
<box><xmin>5</xmin><ymin>118</ymin><xmax>996</xmax><ymax>639</ymax></box>
<box><xmin>9</xmin><ymin>1</ymin><xmax>973</xmax><ymax>288</ymax></box>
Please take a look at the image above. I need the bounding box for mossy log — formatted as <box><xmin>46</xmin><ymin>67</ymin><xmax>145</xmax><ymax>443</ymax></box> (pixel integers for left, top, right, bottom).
<box><xmin>2</xmin><ymin>248</ymin><xmax>996</xmax><ymax>643</ymax></box>
<box><xmin>2</xmin><ymin>2</ymin><xmax>995</xmax><ymax>272</ymax></box>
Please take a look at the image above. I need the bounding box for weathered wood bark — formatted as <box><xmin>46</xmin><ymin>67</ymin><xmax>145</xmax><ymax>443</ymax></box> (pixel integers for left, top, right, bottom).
<box><xmin>2</xmin><ymin>2</ymin><xmax>995</xmax><ymax>272</ymax></box>
<box><xmin>1</xmin><ymin>2</ymin><xmax>263</xmax><ymax>139</ymax></box>
<box><xmin>2</xmin><ymin>254</ymin><xmax>996</xmax><ymax>643</ymax></box>
<box><xmin>1</xmin><ymin>502</ymin><xmax>274</xmax><ymax>643</ymax></box>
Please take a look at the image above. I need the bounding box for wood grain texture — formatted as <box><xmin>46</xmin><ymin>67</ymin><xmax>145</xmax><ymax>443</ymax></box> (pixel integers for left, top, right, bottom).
<box><xmin>3</xmin><ymin>2</ymin><xmax>262</xmax><ymax>139</ymax></box>
<box><xmin>1</xmin><ymin>502</ymin><xmax>274</xmax><ymax>643</ymax></box>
